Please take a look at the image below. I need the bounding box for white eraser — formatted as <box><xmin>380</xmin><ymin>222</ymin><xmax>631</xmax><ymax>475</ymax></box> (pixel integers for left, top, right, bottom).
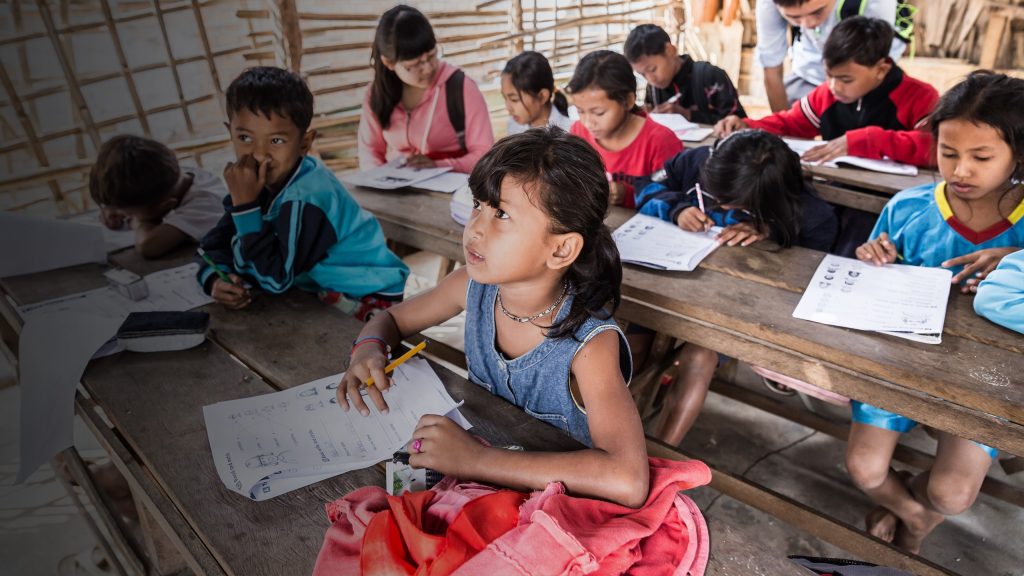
<box><xmin>104</xmin><ymin>268</ymin><xmax>149</xmax><ymax>300</ymax></box>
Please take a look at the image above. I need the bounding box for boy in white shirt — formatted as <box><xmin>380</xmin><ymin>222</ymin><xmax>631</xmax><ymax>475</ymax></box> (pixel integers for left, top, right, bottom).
<box><xmin>89</xmin><ymin>135</ymin><xmax>225</xmax><ymax>258</ymax></box>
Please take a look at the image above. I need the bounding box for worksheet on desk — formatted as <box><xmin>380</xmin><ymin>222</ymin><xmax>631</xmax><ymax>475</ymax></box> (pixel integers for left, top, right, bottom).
<box><xmin>203</xmin><ymin>357</ymin><xmax>467</xmax><ymax>501</ymax></box>
<box><xmin>792</xmin><ymin>255</ymin><xmax>952</xmax><ymax>336</ymax></box>
<box><xmin>648</xmin><ymin>113</ymin><xmax>714</xmax><ymax>142</ymax></box>
<box><xmin>613</xmin><ymin>213</ymin><xmax>722</xmax><ymax>271</ymax></box>
<box><xmin>343</xmin><ymin>158</ymin><xmax>453</xmax><ymax>190</ymax></box>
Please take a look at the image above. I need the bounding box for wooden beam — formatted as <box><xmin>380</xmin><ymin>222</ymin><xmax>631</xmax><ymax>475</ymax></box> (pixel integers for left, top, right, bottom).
<box><xmin>979</xmin><ymin>13</ymin><xmax>1009</xmax><ymax>69</ymax></box>
<box><xmin>274</xmin><ymin>0</ymin><xmax>303</xmax><ymax>71</ymax></box>
<box><xmin>99</xmin><ymin>0</ymin><xmax>151</xmax><ymax>135</ymax></box>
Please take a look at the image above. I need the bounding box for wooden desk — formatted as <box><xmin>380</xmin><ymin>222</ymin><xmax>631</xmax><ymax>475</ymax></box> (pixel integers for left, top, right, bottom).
<box><xmin>347</xmin><ymin>185</ymin><xmax>1024</xmax><ymax>457</ymax></box>
<box><xmin>1</xmin><ymin>251</ymin><xmax>807</xmax><ymax>575</ymax></box>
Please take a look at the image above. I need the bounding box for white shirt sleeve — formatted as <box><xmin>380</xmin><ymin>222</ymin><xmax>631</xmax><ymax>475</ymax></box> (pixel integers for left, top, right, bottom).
<box><xmin>755</xmin><ymin>0</ymin><xmax>790</xmax><ymax>69</ymax></box>
<box><xmin>163</xmin><ymin>168</ymin><xmax>227</xmax><ymax>240</ymax></box>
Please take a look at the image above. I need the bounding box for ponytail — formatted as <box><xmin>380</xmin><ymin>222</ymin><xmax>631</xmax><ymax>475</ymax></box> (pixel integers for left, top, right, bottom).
<box><xmin>552</xmin><ymin>88</ymin><xmax>569</xmax><ymax>117</ymax></box>
<box><xmin>468</xmin><ymin>127</ymin><xmax>621</xmax><ymax>338</ymax></box>
<box><xmin>369</xmin><ymin>5</ymin><xmax>436</xmax><ymax>129</ymax></box>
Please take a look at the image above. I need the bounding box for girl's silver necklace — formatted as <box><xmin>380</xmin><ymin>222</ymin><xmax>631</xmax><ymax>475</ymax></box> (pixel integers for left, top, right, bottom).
<box><xmin>497</xmin><ymin>282</ymin><xmax>568</xmax><ymax>324</ymax></box>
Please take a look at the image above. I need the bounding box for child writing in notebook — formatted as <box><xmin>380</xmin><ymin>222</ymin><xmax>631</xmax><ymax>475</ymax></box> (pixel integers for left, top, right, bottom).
<box><xmin>89</xmin><ymin>135</ymin><xmax>225</xmax><ymax>259</ymax></box>
<box><xmin>715</xmin><ymin>16</ymin><xmax>937</xmax><ymax>168</ymax></box>
<box><xmin>568</xmin><ymin>50</ymin><xmax>682</xmax><ymax>208</ymax></box>
<box><xmin>198</xmin><ymin>67</ymin><xmax>408</xmax><ymax>319</ymax></box>
<box><xmin>358</xmin><ymin>4</ymin><xmax>494</xmax><ymax>173</ymax></box>
<box><xmin>625</xmin><ymin>23</ymin><xmax>745</xmax><ymax>124</ymax></box>
<box><xmin>633</xmin><ymin>130</ymin><xmax>838</xmax><ymax>444</ymax></box>
<box><xmin>848</xmin><ymin>71</ymin><xmax>1024</xmax><ymax>553</ymax></box>
<box><xmin>502</xmin><ymin>51</ymin><xmax>573</xmax><ymax>136</ymax></box>
<box><xmin>338</xmin><ymin>128</ymin><xmax>649</xmax><ymax>507</ymax></box>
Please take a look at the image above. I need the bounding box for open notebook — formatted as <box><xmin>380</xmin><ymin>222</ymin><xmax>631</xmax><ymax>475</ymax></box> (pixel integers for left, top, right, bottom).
<box><xmin>648</xmin><ymin>113</ymin><xmax>715</xmax><ymax>142</ymax></box>
<box><xmin>343</xmin><ymin>158</ymin><xmax>453</xmax><ymax>190</ymax></box>
<box><xmin>783</xmin><ymin>138</ymin><xmax>918</xmax><ymax>176</ymax></box>
<box><xmin>792</xmin><ymin>255</ymin><xmax>952</xmax><ymax>344</ymax></box>
<box><xmin>613</xmin><ymin>213</ymin><xmax>722</xmax><ymax>271</ymax></box>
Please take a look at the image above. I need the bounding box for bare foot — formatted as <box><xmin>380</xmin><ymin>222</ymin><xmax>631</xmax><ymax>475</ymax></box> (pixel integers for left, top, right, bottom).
<box><xmin>865</xmin><ymin>506</ymin><xmax>899</xmax><ymax>542</ymax></box>
<box><xmin>894</xmin><ymin>471</ymin><xmax>944</xmax><ymax>554</ymax></box>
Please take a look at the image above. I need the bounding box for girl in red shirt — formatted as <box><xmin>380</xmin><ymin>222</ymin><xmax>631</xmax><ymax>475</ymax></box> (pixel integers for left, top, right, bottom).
<box><xmin>568</xmin><ymin>50</ymin><xmax>683</xmax><ymax>208</ymax></box>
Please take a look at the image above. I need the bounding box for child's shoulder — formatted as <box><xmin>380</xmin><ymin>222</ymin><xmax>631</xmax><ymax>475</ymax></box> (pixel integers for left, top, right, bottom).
<box><xmin>888</xmin><ymin>182</ymin><xmax>939</xmax><ymax>206</ymax></box>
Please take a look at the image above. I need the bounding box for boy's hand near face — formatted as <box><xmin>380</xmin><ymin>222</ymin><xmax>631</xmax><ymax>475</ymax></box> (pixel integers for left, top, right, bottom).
<box><xmin>100</xmin><ymin>206</ymin><xmax>128</xmax><ymax>230</ymax></box>
<box><xmin>653</xmin><ymin>100</ymin><xmax>692</xmax><ymax>119</ymax></box>
<box><xmin>224</xmin><ymin>154</ymin><xmax>270</xmax><ymax>205</ymax></box>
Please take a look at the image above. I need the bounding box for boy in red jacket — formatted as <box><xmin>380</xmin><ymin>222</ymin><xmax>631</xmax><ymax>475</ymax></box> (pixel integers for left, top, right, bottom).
<box><xmin>715</xmin><ymin>16</ymin><xmax>938</xmax><ymax>167</ymax></box>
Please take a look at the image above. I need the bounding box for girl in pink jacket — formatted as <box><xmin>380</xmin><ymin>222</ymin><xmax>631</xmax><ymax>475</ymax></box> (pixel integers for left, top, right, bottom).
<box><xmin>358</xmin><ymin>5</ymin><xmax>494</xmax><ymax>174</ymax></box>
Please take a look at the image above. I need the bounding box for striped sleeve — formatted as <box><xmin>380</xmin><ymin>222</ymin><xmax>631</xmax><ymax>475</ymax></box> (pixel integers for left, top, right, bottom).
<box><xmin>744</xmin><ymin>84</ymin><xmax>829</xmax><ymax>139</ymax></box>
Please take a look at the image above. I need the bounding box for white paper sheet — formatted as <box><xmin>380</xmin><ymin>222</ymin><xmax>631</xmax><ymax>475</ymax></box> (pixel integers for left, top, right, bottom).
<box><xmin>648</xmin><ymin>114</ymin><xmax>715</xmax><ymax>142</ymax></box>
<box><xmin>783</xmin><ymin>138</ymin><xmax>919</xmax><ymax>176</ymax></box>
<box><xmin>203</xmin><ymin>358</ymin><xmax>467</xmax><ymax>500</ymax></box>
<box><xmin>792</xmin><ymin>255</ymin><xmax>952</xmax><ymax>341</ymax></box>
<box><xmin>343</xmin><ymin>158</ymin><xmax>453</xmax><ymax>190</ymax></box>
<box><xmin>18</xmin><ymin>263</ymin><xmax>213</xmax><ymax>321</ymax></box>
<box><xmin>16</xmin><ymin>311</ymin><xmax>125</xmax><ymax>482</ymax></box>
<box><xmin>0</xmin><ymin>212</ymin><xmax>106</xmax><ymax>278</ymax></box>
<box><xmin>414</xmin><ymin>171</ymin><xmax>469</xmax><ymax>194</ymax></box>
<box><xmin>613</xmin><ymin>214</ymin><xmax>722</xmax><ymax>271</ymax></box>
<box><xmin>65</xmin><ymin>211</ymin><xmax>137</xmax><ymax>253</ymax></box>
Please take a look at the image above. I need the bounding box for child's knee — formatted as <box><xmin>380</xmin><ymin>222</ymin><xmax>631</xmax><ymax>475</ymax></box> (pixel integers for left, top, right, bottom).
<box><xmin>681</xmin><ymin>344</ymin><xmax>718</xmax><ymax>366</ymax></box>
<box><xmin>844</xmin><ymin>448</ymin><xmax>890</xmax><ymax>491</ymax></box>
<box><xmin>926</xmin><ymin>476</ymin><xmax>978</xmax><ymax>516</ymax></box>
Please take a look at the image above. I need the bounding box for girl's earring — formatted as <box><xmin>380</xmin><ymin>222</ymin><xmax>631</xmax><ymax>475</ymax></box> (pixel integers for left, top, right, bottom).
<box><xmin>1012</xmin><ymin>164</ymin><xmax>1024</xmax><ymax>186</ymax></box>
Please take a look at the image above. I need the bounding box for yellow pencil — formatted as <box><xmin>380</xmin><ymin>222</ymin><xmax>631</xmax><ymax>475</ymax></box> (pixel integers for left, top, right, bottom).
<box><xmin>365</xmin><ymin>341</ymin><xmax>427</xmax><ymax>387</ymax></box>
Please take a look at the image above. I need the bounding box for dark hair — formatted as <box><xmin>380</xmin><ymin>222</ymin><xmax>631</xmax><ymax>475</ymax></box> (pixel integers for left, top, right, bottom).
<box><xmin>623</xmin><ymin>24</ymin><xmax>672</xmax><ymax>62</ymax></box>
<box><xmin>502</xmin><ymin>51</ymin><xmax>569</xmax><ymax>117</ymax></box>
<box><xmin>469</xmin><ymin>127</ymin><xmax>621</xmax><ymax>338</ymax></box>
<box><xmin>928</xmin><ymin>71</ymin><xmax>1024</xmax><ymax>166</ymax></box>
<box><xmin>226</xmin><ymin>67</ymin><xmax>314</xmax><ymax>132</ymax></box>
<box><xmin>823</xmin><ymin>16</ymin><xmax>894</xmax><ymax>68</ymax></box>
<box><xmin>772</xmin><ymin>0</ymin><xmax>812</xmax><ymax>7</ymax></box>
<box><xmin>566</xmin><ymin>50</ymin><xmax>641</xmax><ymax>114</ymax></box>
<box><xmin>89</xmin><ymin>135</ymin><xmax>181</xmax><ymax>208</ymax></box>
<box><xmin>702</xmin><ymin>131</ymin><xmax>804</xmax><ymax>248</ymax></box>
<box><xmin>370</xmin><ymin>5</ymin><xmax>436</xmax><ymax>129</ymax></box>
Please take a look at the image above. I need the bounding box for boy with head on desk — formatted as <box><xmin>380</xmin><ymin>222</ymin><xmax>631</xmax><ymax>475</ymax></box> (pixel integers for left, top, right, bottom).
<box><xmin>715</xmin><ymin>16</ymin><xmax>938</xmax><ymax>168</ymax></box>
<box><xmin>338</xmin><ymin>128</ymin><xmax>649</xmax><ymax>508</ymax></box>
<box><xmin>849</xmin><ymin>71</ymin><xmax>1024</xmax><ymax>553</ymax></box>
<box><xmin>625</xmin><ymin>23</ymin><xmax>745</xmax><ymax>124</ymax></box>
<box><xmin>197</xmin><ymin>67</ymin><xmax>409</xmax><ymax>318</ymax></box>
<box><xmin>89</xmin><ymin>135</ymin><xmax>225</xmax><ymax>259</ymax></box>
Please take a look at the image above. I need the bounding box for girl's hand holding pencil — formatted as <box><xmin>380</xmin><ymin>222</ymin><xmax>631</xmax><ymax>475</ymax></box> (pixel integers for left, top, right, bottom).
<box><xmin>855</xmin><ymin>232</ymin><xmax>900</xmax><ymax>266</ymax></box>
<box><xmin>338</xmin><ymin>341</ymin><xmax>427</xmax><ymax>416</ymax></box>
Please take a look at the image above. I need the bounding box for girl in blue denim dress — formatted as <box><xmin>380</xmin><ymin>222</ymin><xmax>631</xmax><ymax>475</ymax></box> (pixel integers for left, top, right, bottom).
<box><xmin>338</xmin><ymin>127</ymin><xmax>649</xmax><ymax>508</ymax></box>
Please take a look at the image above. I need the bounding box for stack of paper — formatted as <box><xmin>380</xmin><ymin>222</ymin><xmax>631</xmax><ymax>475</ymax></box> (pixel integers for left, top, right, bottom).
<box><xmin>415</xmin><ymin>171</ymin><xmax>470</xmax><ymax>194</ymax></box>
<box><xmin>783</xmin><ymin>138</ymin><xmax>918</xmax><ymax>176</ymax></box>
<box><xmin>203</xmin><ymin>358</ymin><xmax>469</xmax><ymax>500</ymax></box>
<box><xmin>792</xmin><ymin>255</ymin><xmax>952</xmax><ymax>344</ymax></box>
<box><xmin>613</xmin><ymin>213</ymin><xmax>722</xmax><ymax>271</ymax></box>
<box><xmin>649</xmin><ymin>113</ymin><xmax>715</xmax><ymax>142</ymax></box>
<box><xmin>344</xmin><ymin>158</ymin><xmax>453</xmax><ymax>190</ymax></box>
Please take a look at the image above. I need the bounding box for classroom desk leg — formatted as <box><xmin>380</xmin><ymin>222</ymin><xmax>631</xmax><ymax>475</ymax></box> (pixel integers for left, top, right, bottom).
<box><xmin>53</xmin><ymin>448</ymin><xmax>144</xmax><ymax>576</ymax></box>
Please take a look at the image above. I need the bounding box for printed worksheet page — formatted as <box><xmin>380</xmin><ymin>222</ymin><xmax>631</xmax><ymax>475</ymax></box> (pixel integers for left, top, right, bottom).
<box><xmin>792</xmin><ymin>255</ymin><xmax>952</xmax><ymax>337</ymax></box>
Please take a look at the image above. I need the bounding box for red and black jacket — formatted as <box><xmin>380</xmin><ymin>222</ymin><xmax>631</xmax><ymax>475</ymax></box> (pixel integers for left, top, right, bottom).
<box><xmin>744</xmin><ymin>66</ymin><xmax>939</xmax><ymax>167</ymax></box>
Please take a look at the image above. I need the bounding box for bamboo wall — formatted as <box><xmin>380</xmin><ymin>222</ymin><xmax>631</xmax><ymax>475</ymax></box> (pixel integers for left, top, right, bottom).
<box><xmin>0</xmin><ymin>0</ymin><xmax>678</xmax><ymax>217</ymax></box>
